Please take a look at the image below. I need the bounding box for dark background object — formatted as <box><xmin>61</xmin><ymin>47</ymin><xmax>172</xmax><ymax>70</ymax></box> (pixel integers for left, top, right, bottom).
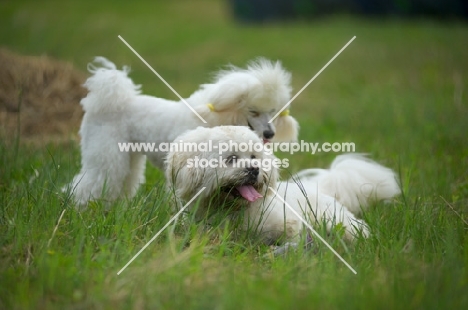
<box><xmin>229</xmin><ymin>0</ymin><xmax>468</xmax><ymax>22</ymax></box>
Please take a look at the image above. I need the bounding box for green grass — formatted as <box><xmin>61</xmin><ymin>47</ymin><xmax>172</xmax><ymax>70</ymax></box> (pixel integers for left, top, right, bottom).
<box><xmin>1</xmin><ymin>0</ymin><xmax>468</xmax><ymax>309</ymax></box>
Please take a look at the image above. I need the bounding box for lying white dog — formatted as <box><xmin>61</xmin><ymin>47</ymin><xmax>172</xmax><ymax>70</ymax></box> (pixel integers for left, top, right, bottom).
<box><xmin>67</xmin><ymin>58</ymin><xmax>299</xmax><ymax>205</ymax></box>
<box><xmin>166</xmin><ymin>126</ymin><xmax>400</xmax><ymax>244</ymax></box>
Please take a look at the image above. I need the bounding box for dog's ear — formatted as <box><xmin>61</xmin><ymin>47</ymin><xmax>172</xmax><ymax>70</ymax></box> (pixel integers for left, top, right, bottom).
<box><xmin>272</xmin><ymin>114</ymin><xmax>299</xmax><ymax>142</ymax></box>
<box><xmin>193</xmin><ymin>80</ymin><xmax>251</xmax><ymax>126</ymax></box>
<box><xmin>194</xmin><ymin>103</ymin><xmax>240</xmax><ymax>126</ymax></box>
<box><xmin>165</xmin><ymin>152</ymin><xmax>205</xmax><ymax>201</ymax></box>
<box><xmin>210</xmin><ymin>81</ymin><xmax>249</xmax><ymax>112</ymax></box>
<box><xmin>259</xmin><ymin>152</ymin><xmax>280</xmax><ymax>193</ymax></box>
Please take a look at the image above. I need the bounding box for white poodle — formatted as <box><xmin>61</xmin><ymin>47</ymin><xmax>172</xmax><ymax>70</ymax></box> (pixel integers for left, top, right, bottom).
<box><xmin>166</xmin><ymin>126</ymin><xmax>400</xmax><ymax>244</ymax></box>
<box><xmin>67</xmin><ymin>57</ymin><xmax>299</xmax><ymax>205</ymax></box>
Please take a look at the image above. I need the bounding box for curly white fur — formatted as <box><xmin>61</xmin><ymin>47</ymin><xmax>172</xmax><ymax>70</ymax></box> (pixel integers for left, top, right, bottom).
<box><xmin>66</xmin><ymin>57</ymin><xmax>299</xmax><ymax>205</ymax></box>
<box><xmin>291</xmin><ymin>154</ymin><xmax>401</xmax><ymax>215</ymax></box>
<box><xmin>166</xmin><ymin>126</ymin><xmax>401</xmax><ymax>244</ymax></box>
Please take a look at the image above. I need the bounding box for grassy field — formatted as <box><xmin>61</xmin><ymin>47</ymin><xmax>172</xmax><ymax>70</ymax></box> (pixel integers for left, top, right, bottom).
<box><xmin>1</xmin><ymin>0</ymin><xmax>468</xmax><ymax>309</ymax></box>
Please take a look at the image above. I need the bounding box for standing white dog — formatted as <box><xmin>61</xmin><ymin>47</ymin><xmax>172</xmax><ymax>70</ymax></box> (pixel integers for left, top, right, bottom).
<box><xmin>166</xmin><ymin>126</ymin><xmax>400</xmax><ymax>244</ymax></box>
<box><xmin>67</xmin><ymin>58</ymin><xmax>299</xmax><ymax>205</ymax></box>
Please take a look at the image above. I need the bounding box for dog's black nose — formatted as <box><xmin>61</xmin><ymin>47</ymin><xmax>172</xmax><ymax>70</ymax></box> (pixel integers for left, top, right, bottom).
<box><xmin>247</xmin><ymin>166</ymin><xmax>259</xmax><ymax>177</ymax></box>
<box><xmin>263</xmin><ymin>130</ymin><xmax>275</xmax><ymax>140</ymax></box>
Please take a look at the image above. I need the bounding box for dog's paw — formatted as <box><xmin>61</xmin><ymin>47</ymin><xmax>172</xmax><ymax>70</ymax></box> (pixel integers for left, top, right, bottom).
<box><xmin>266</xmin><ymin>232</ymin><xmax>316</xmax><ymax>257</ymax></box>
<box><xmin>271</xmin><ymin>242</ymin><xmax>299</xmax><ymax>256</ymax></box>
<box><xmin>344</xmin><ymin>218</ymin><xmax>370</xmax><ymax>241</ymax></box>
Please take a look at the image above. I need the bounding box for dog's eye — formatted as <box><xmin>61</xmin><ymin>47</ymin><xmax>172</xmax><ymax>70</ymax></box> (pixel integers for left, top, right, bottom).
<box><xmin>250</xmin><ymin>111</ymin><xmax>260</xmax><ymax>117</ymax></box>
<box><xmin>227</xmin><ymin>155</ymin><xmax>237</xmax><ymax>164</ymax></box>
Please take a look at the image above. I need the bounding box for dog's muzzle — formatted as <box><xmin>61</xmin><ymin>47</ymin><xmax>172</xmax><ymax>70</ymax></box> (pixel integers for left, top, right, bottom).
<box><xmin>246</xmin><ymin>166</ymin><xmax>259</xmax><ymax>179</ymax></box>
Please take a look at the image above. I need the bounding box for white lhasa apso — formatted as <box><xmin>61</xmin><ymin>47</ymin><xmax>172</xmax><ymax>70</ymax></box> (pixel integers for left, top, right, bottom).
<box><xmin>165</xmin><ymin>126</ymin><xmax>400</xmax><ymax>244</ymax></box>
<box><xmin>67</xmin><ymin>58</ymin><xmax>299</xmax><ymax>205</ymax></box>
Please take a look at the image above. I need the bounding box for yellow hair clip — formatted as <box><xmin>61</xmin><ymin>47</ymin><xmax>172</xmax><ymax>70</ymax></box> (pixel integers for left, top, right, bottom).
<box><xmin>279</xmin><ymin>109</ymin><xmax>290</xmax><ymax>117</ymax></box>
<box><xmin>207</xmin><ymin>103</ymin><xmax>215</xmax><ymax>112</ymax></box>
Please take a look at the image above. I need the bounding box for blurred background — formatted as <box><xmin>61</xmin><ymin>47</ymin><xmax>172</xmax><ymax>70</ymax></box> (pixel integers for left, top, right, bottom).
<box><xmin>1</xmin><ymin>2</ymin><xmax>467</xmax><ymax>307</ymax></box>
<box><xmin>230</xmin><ymin>0</ymin><xmax>468</xmax><ymax>22</ymax></box>
<box><xmin>0</xmin><ymin>0</ymin><xmax>467</xmax><ymax>171</ymax></box>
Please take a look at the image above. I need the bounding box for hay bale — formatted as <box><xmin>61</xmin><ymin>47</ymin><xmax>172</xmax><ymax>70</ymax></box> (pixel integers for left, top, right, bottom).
<box><xmin>0</xmin><ymin>48</ymin><xmax>86</xmax><ymax>142</ymax></box>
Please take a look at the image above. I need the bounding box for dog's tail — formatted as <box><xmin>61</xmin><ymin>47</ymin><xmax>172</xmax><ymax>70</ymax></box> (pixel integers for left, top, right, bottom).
<box><xmin>80</xmin><ymin>57</ymin><xmax>141</xmax><ymax>114</ymax></box>
<box><xmin>296</xmin><ymin>154</ymin><xmax>401</xmax><ymax>215</ymax></box>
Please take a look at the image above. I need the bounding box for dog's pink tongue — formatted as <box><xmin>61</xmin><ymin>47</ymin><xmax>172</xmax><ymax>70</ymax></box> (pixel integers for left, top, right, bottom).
<box><xmin>236</xmin><ymin>185</ymin><xmax>262</xmax><ymax>202</ymax></box>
